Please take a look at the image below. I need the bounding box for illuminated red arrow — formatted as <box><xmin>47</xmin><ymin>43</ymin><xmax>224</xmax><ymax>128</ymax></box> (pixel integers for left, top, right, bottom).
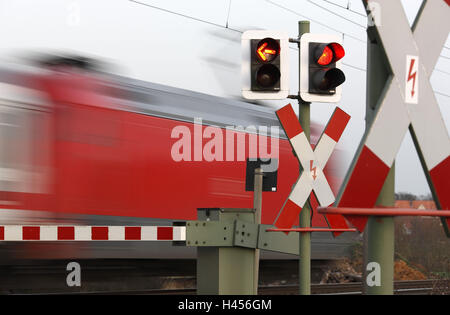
<box><xmin>257</xmin><ymin>42</ymin><xmax>276</xmax><ymax>61</ymax></box>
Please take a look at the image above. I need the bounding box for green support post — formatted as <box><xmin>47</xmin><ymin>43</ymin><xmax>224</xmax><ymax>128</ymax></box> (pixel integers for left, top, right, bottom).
<box><xmin>298</xmin><ymin>20</ymin><xmax>311</xmax><ymax>295</ymax></box>
<box><xmin>365</xmin><ymin>26</ymin><xmax>395</xmax><ymax>295</ymax></box>
<box><xmin>195</xmin><ymin>208</ymin><xmax>257</xmax><ymax>295</ymax></box>
<box><xmin>253</xmin><ymin>167</ymin><xmax>263</xmax><ymax>294</ymax></box>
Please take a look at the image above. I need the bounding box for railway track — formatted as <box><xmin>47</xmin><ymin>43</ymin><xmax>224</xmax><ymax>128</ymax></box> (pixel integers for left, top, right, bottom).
<box><xmin>74</xmin><ymin>280</ymin><xmax>442</xmax><ymax>295</ymax></box>
<box><xmin>1</xmin><ymin>260</ymin><xmax>446</xmax><ymax>295</ymax></box>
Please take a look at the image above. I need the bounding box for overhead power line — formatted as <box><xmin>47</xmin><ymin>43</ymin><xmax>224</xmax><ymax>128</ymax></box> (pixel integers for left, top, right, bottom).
<box><xmin>343</xmin><ymin>62</ymin><xmax>366</xmax><ymax>72</ymax></box>
<box><xmin>225</xmin><ymin>0</ymin><xmax>232</xmax><ymax>29</ymax></box>
<box><xmin>129</xmin><ymin>0</ymin><xmax>242</xmax><ymax>33</ymax></box>
<box><xmin>434</xmin><ymin>90</ymin><xmax>450</xmax><ymax>99</ymax></box>
<box><xmin>317</xmin><ymin>0</ymin><xmax>367</xmax><ymax>17</ymax></box>
<box><xmin>435</xmin><ymin>68</ymin><xmax>450</xmax><ymax>76</ymax></box>
<box><xmin>306</xmin><ymin>0</ymin><xmax>367</xmax><ymax>28</ymax></box>
<box><xmin>265</xmin><ymin>0</ymin><xmax>367</xmax><ymax>43</ymax></box>
<box><xmin>128</xmin><ymin>0</ymin><xmax>450</xmax><ymax>100</ymax></box>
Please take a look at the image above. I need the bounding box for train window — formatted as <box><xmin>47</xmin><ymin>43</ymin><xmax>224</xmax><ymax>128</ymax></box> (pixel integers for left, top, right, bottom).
<box><xmin>0</xmin><ymin>103</ymin><xmax>52</xmax><ymax>196</ymax></box>
<box><xmin>0</xmin><ymin>105</ymin><xmax>32</xmax><ymax>193</ymax></box>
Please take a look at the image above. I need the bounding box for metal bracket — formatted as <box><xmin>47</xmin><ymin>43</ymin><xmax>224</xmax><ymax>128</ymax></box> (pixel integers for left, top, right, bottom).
<box><xmin>257</xmin><ymin>224</ymin><xmax>299</xmax><ymax>255</ymax></box>
<box><xmin>287</xmin><ymin>94</ymin><xmax>301</xmax><ymax>100</ymax></box>
<box><xmin>185</xmin><ymin>208</ymin><xmax>355</xmax><ymax>255</ymax></box>
<box><xmin>186</xmin><ymin>219</ymin><xmax>303</xmax><ymax>255</ymax></box>
<box><xmin>233</xmin><ymin>220</ymin><xmax>258</xmax><ymax>249</ymax></box>
<box><xmin>185</xmin><ymin>220</ymin><xmax>234</xmax><ymax>247</ymax></box>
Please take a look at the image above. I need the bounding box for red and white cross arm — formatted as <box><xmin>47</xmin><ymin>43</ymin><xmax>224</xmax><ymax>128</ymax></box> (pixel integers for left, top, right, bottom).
<box><xmin>273</xmin><ymin>104</ymin><xmax>350</xmax><ymax>234</ymax></box>
<box><xmin>0</xmin><ymin>226</ymin><xmax>186</xmax><ymax>241</ymax></box>
<box><xmin>337</xmin><ymin>1</ymin><xmax>450</xmax><ymax>234</ymax></box>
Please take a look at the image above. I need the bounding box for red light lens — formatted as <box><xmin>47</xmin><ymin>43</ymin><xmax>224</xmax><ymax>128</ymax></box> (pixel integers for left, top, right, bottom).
<box><xmin>317</xmin><ymin>46</ymin><xmax>333</xmax><ymax>65</ymax></box>
<box><xmin>330</xmin><ymin>43</ymin><xmax>345</xmax><ymax>62</ymax></box>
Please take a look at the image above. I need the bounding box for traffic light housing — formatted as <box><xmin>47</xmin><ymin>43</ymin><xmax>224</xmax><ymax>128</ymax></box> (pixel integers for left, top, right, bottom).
<box><xmin>242</xmin><ymin>31</ymin><xmax>289</xmax><ymax>100</ymax></box>
<box><xmin>300</xmin><ymin>34</ymin><xmax>346</xmax><ymax>102</ymax></box>
<box><xmin>251</xmin><ymin>38</ymin><xmax>281</xmax><ymax>91</ymax></box>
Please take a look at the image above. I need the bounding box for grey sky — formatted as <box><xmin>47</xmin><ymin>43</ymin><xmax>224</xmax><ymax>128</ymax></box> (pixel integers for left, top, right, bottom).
<box><xmin>0</xmin><ymin>0</ymin><xmax>448</xmax><ymax>196</ymax></box>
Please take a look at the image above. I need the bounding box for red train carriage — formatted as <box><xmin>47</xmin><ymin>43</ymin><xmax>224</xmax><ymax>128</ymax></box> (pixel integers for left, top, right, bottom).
<box><xmin>0</xmin><ymin>59</ymin><xmax>353</xmax><ymax>259</ymax></box>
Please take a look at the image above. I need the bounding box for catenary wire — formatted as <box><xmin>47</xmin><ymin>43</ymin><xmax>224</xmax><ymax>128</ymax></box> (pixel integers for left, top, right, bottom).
<box><xmin>317</xmin><ymin>0</ymin><xmax>367</xmax><ymax>18</ymax></box>
<box><xmin>265</xmin><ymin>0</ymin><xmax>367</xmax><ymax>44</ymax></box>
<box><xmin>306</xmin><ymin>0</ymin><xmax>367</xmax><ymax>28</ymax></box>
<box><xmin>128</xmin><ymin>0</ymin><xmax>449</xmax><ymax>99</ymax></box>
<box><xmin>128</xmin><ymin>0</ymin><xmax>242</xmax><ymax>33</ymax></box>
<box><xmin>225</xmin><ymin>0</ymin><xmax>232</xmax><ymax>29</ymax></box>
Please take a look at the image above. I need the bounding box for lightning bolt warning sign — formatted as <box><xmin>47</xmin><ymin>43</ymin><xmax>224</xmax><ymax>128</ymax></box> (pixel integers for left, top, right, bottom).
<box><xmin>310</xmin><ymin>160</ymin><xmax>317</xmax><ymax>180</ymax></box>
<box><xmin>405</xmin><ymin>55</ymin><xmax>419</xmax><ymax>104</ymax></box>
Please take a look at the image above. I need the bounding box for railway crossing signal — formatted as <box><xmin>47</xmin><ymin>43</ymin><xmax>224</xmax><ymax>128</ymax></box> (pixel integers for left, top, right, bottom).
<box><xmin>252</xmin><ymin>38</ymin><xmax>281</xmax><ymax>90</ymax></box>
<box><xmin>300</xmin><ymin>34</ymin><xmax>346</xmax><ymax>103</ymax></box>
<box><xmin>308</xmin><ymin>42</ymin><xmax>345</xmax><ymax>94</ymax></box>
<box><xmin>336</xmin><ymin>0</ymin><xmax>450</xmax><ymax>235</ymax></box>
<box><xmin>273</xmin><ymin>103</ymin><xmax>350</xmax><ymax>231</ymax></box>
<box><xmin>241</xmin><ymin>30</ymin><xmax>289</xmax><ymax>100</ymax></box>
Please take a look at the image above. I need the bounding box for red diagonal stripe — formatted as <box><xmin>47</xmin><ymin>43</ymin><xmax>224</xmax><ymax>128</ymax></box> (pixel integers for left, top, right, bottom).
<box><xmin>310</xmin><ymin>192</ymin><xmax>349</xmax><ymax>237</ymax></box>
<box><xmin>23</xmin><ymin>226</ymin><xmax>40</xmax><ymax>240</ymax></box>
<box><xmin>157</xmin><ymin>227</ymin><xmax>173</xmax><ymax>240</ymax></box>
<box><xmin>429</xmin><ymin>156</ymin><xmax>450</xmax><ymax>233</ymax></box>
<box><xmin>276</xmin><ymin>104</ymin><xmax>303</xmax><ymax>139</ymax></box>
<box><xmin>0</xmin><ymin>226</ymin><xmax>4</xmax><ymax>240</ymax></box>
<box><xmin>338</xmin><ymin>145</ymin><xmax>391</xmax><ymax>231</ymax></box>
<box><xmin>324</xmin><ymin>107</ymin><xmax>351</xmax><ymax>142</ymax></box>
<box><xmin>58</xmin><ymin>226</ymin><xmax>75</xmax><ymax>240</ymax></box>
<box><xmin>274</xmin><ymin>199</ymin><xmax>302</xmax><ymax>232</ymax></box>
<box><xmin>125</xmin><ymin>227</ymin><xmax>141</xmax><ymax>240</ymax></box>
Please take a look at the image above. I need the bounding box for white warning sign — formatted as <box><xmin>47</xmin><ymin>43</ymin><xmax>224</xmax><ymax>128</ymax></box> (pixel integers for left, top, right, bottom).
<box><xmin>405</xmin><ymin>55</ymin><xmax>419</xmax><ymax>104</ymax></box>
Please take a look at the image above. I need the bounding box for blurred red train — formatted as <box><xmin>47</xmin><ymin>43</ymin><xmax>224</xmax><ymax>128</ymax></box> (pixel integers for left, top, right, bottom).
<box><xmin>0</xmin><ymin>57</ymin><xmax>353</xmax><ymax>260</ymax></box>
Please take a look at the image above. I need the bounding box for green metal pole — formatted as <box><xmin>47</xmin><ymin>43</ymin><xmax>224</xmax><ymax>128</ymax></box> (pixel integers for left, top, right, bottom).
<box><xmin>253</xmin><ymin>167</ymin><xmax>263</xmax><ymax>294</ymax></box>
<box><xmin>365</xmin><ymin>26</ymin><xmax>395</xmax><ymax>295</ymax></box>
<box><xmin>366</xmin><ymin>191</ymin><xmax>395</xmax><ymax>294</ymax></box>
<box><xmin>298</xmin><ymin>20</ymin><xmax>311</xmax><ymax>295</ymax></box>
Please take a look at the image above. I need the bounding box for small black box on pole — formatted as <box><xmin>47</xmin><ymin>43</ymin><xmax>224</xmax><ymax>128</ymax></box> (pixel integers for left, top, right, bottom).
<box><xmin>245</xmin><ymin>158</ymin><xmax>278</xmax><ymax>192</ymax></box>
